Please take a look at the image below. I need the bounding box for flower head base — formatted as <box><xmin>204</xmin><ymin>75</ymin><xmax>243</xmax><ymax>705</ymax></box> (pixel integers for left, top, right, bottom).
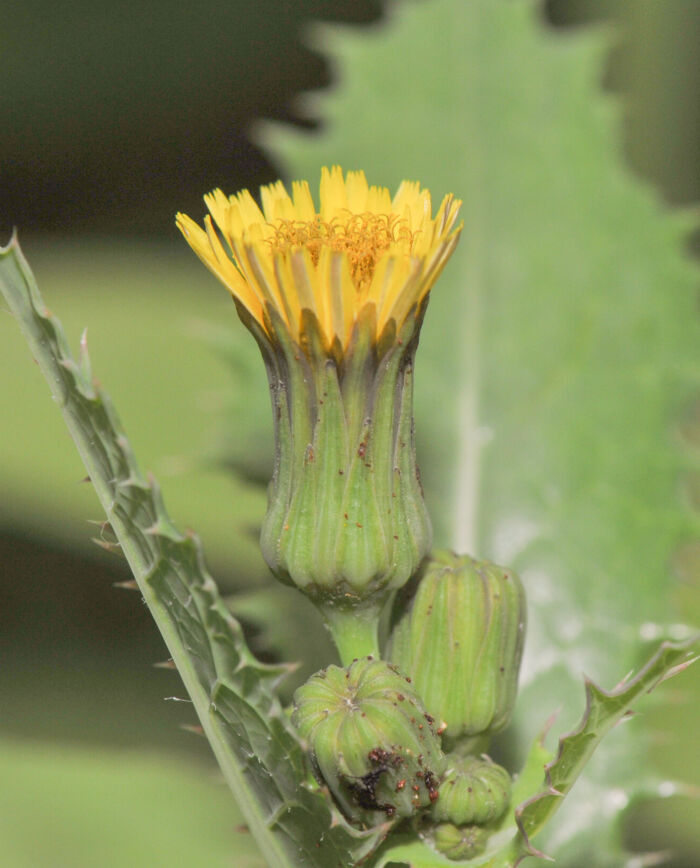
<box><xmin>176</xmin><ymin>166</ymin><xmax>461</xmax><ymax>353</ymax></box>
<box><xmin>177</xmin><ymin>169</ymin><xmax>462</xmax><ymax>659</ymax></box>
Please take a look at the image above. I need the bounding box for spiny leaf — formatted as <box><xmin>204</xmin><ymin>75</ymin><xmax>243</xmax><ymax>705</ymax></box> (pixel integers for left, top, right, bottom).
<box><xmin>515</xmin><ymin>638</ymin><xmax>699</xmax><ymax>861</ymax></box>
<box><xmin>0</xmin><ymin>235</ymin><xmax>386</xmax><ymax>868</ymax></box>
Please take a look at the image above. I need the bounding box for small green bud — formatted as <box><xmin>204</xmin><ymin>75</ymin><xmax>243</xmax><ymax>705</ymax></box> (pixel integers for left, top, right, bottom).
<box><xmin>292</xmin><ymin>656</ymin><xmax>446</xmax><ymax>824</ymax></box>
<box><xmin>431</xmin><ymin>823</ymin><xmax>488</xmax><ymax>861</ymax></box>
<box><xmin>431</xmin><ymin>755</ymin><xmax>511</xmax><ymax>826</ymax></box>
<box><xmin>387</xmin><ymin>550</ymin><xmax>526</xmax><ymax>746</ymax></box>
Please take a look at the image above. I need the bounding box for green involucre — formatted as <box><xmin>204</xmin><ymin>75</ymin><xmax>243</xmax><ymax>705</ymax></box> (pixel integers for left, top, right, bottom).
<box><xmin>430</xmin><ymin>823</ymin><xmax>489</xmax><ymax>862</ymax></box>
<box><xmin>387</xmin><ymin>551</ymin><xmax>526</xmax><ymax>747</ymax></box>
<box><xmin>292</xmin><ymin>656</ymin><xmax>446</xmax><ymax>825</ymax></box>
<box><xmin>431</xmin><ymin>755</ymin><xmax>511</xmax><ymax>826</ymax></box>
<box><xmin>243</xmin><ymin>302</ymin><xmax>432</xmax><ymax>608</ymax></box>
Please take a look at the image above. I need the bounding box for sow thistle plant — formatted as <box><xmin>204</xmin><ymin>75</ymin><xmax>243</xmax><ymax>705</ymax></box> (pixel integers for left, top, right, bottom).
<box><xmin>1</xmin><ymin>166</ymin><xmax>697</xmax><ymax>868</ymax></box>
<box><xmin>176</xmin><ymin>166</ymin><xmax>461</xmax><ymax>664</ymax></box>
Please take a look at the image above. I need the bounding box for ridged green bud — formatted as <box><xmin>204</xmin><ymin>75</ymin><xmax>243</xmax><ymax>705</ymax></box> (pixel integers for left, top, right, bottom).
<box><xmin>292</xmin><ymin>656</ymin><xmax>446</xmax><ymax>824</ymax></box>
<box><xmin>258</xmin><ymin>308</ymin><xmax>431</xmax><ymax>610</ymax></box>
<box><xmin>431</xmin><ymin>755</ymin><xmax>511</xmax><ymax>826</ymax></box>
<box><xmin>387</xmin><ymin>551</ymin><xmax>526</xmax><ymax>745</ymax></box>
<box><xmin>431</xmin><ymin>823</ymin><xmax>488</xmax><ymax>861</ymax></box>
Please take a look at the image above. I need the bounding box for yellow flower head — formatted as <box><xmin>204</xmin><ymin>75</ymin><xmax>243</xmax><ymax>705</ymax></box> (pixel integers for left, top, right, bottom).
<box><xmin>176</xmin><ymin>166</ymin><xmax>462</xmax><ymax>350</ymax></box>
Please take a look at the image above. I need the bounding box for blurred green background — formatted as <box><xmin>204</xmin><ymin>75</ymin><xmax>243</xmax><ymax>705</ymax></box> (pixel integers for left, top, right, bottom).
<box><xmin>1</xmin><ymin>1</ymin><xmax>699</xmax><ymax>865</ymax></box>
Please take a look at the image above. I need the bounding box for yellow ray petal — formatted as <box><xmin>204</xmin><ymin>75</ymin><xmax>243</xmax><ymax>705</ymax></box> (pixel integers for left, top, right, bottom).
<box><xmin>375</xmin><ymin>255</ymin><xmax>416</xmax><ymax>334</ymax></box>
<box><xmin>392</xmin><ymin>180</ymin><xmax>425</xmax><ymax>226</ymax></box>
<box><xmin>366</xmin><ymin>184</ymin><xmax>393</xmax><ymax>214</ymax></box>
<box><xmin>345</xmin><ymin>170</ymin><xmax>370</xmax><ymax>213</ymax></box>
<box><xmin>176</xmin><ymin>213</ymin><xmax>262</xmax><ymax>321</ymax></box>
<box><xmin>261</xmin><ymin>179</ymin><xmax>296</xmax><ymax>222</ymax></box>
<box><xmin>272</xmin><ymin>252</ymin><xmax>302</xmax><ymax>330</ymax></box>
<box><xmin>289</xmin><ymin>247</ymin><xmax>319</xmax><ymax>320</ymax></box>
<box><xmin>320</xmin><ymin>165</ymin><xmax>348</xmax><ymax>221</ymax></box>
<box><xmin>245</xmin><ymin>241</ymin><xmax>290</xmax><ymax>325</ymax></box>
<box><xmin>235</xmin><ymin>188</ymin><xmax>266</xmax><ymax>227</ymax></box>
<box><xmin>382</xmin><ymin>259</ymin><xmax>425</xmax><ymax>331</ymax></box>
<box><xmin>292</xmin><ymin>180</ymin><xmax>317</xmax><ymax>222</ymax></box>
<box><xmin>326</xmin><ymin>250</ymin><xmax>355</xmax><ymax>348</ymax></box>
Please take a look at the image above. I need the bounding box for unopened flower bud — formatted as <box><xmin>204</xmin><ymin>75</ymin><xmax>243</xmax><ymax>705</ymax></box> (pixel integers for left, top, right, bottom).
<box><xmin>431</xmin><ymin>823</ymin><xmax>489</xmax><ymax>861</ymax></box>
<box><xmin>387</xmin><ymin>551</ymin><xmax>526</xmax><ymax>746</ymax></box>
<box><xmin>292</xmin><ymin>656</ymin><xmax>447</xmax><ymax>825</ymax></box>
<box><xmin>431</xmin><ymin>755</ymin><xmax>511</xmax><ymax>826</ymax></box>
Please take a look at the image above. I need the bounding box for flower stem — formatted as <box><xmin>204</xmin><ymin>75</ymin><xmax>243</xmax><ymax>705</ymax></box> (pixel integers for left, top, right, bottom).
<box><xmin>319</xmin><ymin>602</ymin><xmax>381</xmax><ymax>666</ymax></box>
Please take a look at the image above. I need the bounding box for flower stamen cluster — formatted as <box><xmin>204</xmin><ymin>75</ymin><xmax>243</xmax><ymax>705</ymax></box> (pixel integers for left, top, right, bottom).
<box><xmin>266</xmin><ymin>212</ymin><xmax>415</xmax><ymax>293</ymax></box>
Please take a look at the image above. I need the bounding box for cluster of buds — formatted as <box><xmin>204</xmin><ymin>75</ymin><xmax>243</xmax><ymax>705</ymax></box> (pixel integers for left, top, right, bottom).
<box><xmin>289</xmin><ymin>549</ymin><xmax>524</xmax><ymax>849</ymax></box>
<box><xmin>180</xmin><ymin>169</ymin><xmax>526</xmax><ymax>857</ymax></box>
<box><xmin>292</xmin><ymin>549</ymin><xmax>524</xmax><ymax>851</ymax></box>
<box><xmin>292</xmin><ymin>654</ymin><xmax>517</xmax><ymax>850</ymax></box>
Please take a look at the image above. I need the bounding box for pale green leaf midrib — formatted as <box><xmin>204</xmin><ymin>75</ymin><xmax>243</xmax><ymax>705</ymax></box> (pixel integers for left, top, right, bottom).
<box><xmin>452</xmin><ymin>0</ymin><xmax>485</xmax><ymax>556</ymax></box>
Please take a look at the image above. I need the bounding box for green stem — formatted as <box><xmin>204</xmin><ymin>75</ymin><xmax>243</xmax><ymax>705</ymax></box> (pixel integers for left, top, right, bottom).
<box><xmin>319</xmin><ymin>602</ymin><xmax>381</xmax><ymax>666</ymax></box>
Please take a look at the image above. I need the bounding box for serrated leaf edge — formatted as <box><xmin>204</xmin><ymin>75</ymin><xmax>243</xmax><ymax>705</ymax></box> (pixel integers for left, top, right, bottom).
<box><xmin>513</xmin><ymin>638</ymin><xmax>700</xmax><ymax>863</ymax></box>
